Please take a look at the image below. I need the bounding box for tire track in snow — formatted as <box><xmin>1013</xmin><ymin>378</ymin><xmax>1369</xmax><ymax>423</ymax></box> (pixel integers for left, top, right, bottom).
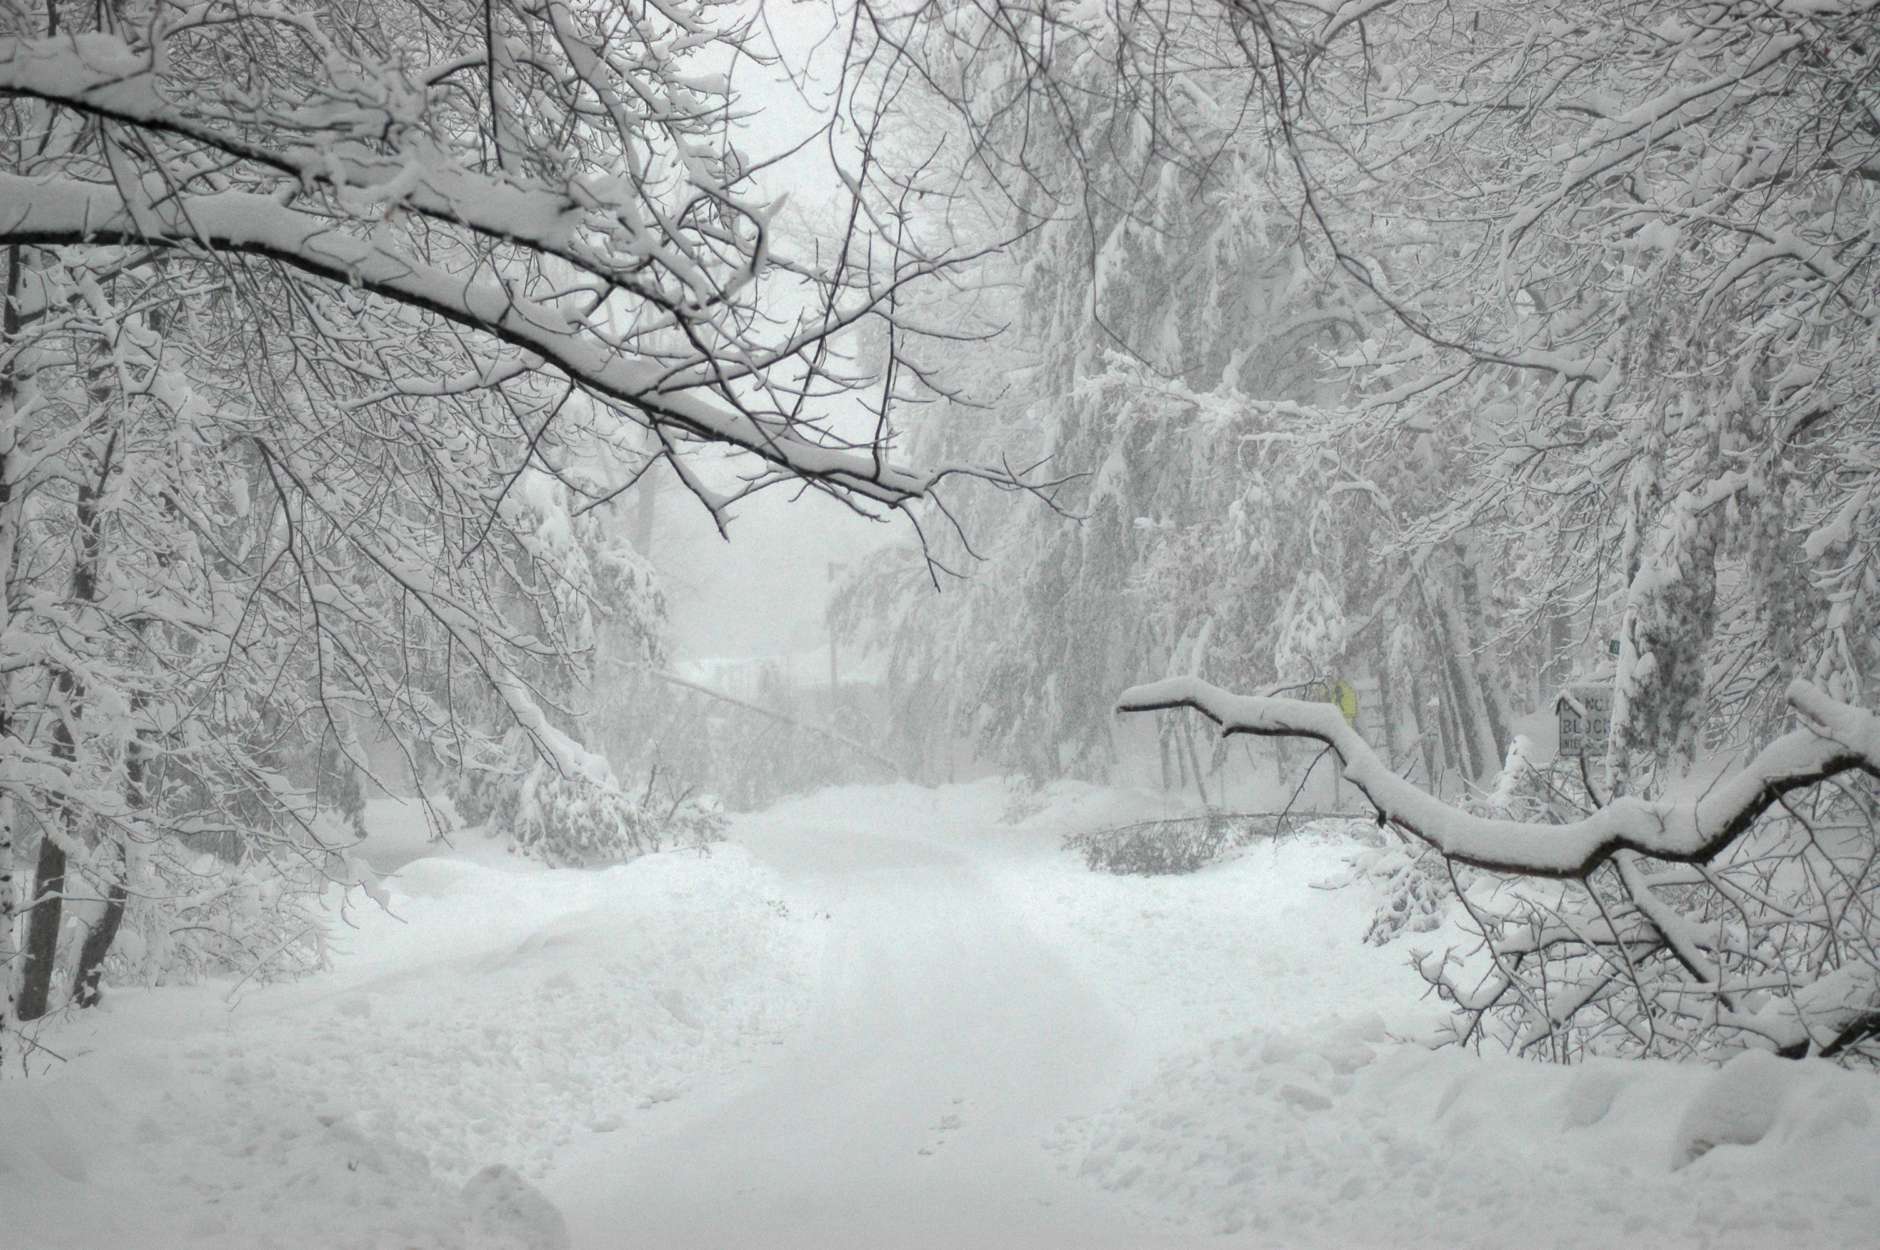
<box><xmin>547</xmin><ymin>817</ymin><xmax>1204</xmax><ymax>1250</ymax></box>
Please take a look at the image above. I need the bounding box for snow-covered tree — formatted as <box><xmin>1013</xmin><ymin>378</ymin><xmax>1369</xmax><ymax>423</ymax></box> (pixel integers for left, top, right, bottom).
<box><xmin>836</xmin><ymin>7</ymin><xmax>1383</xmax><ymax>788</ymax></box>
<box><xmin>871</xmin><ymin>0</ymin><xmax>1880</xmax><ymax>1059</ymax></box>
<box><xmin>0</xmin><ymin>0</ymin><xmax>1027</xmax><ymax>1051</ymax></box>
<box><xmin>1309</xmin><ymin>0</ymin><xmax>1880</xmax><ymax>786</ymax></box>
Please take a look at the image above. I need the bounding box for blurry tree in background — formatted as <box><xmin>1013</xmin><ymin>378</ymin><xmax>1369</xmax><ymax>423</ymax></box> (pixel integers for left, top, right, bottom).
<box><xmin>842</xmin><ymin>0</ymin><xmax>1877</xmax><ymax>793</ymax></box>
<box><xmin>839</xmin><ymin>0</ymin><xmax>1880</xmax><ymax>1062</ymax></box>
<box><xmin>833</xmin><ymin>0</ymin><xmax>1521</xmax><ymax>791</ymax></box>
<box><xmin>595</xmin><ymin>660</ymin><xmax>896</xmax><ymax>813</ymax></box>
<box><xmin>0</xmin><ymin>0</ymin><xmax>1021</xmax><ymax>1054</ymax></box>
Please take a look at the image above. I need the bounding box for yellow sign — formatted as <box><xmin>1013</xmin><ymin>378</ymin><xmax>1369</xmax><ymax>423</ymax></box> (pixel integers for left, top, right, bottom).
<box><xmin>1306</xmin><ymin>678</ymin><xmax>1360</xmax><ymax>726</ymax></box>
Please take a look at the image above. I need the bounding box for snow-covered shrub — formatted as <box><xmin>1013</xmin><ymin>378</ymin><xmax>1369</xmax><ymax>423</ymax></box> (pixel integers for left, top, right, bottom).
<box><xmin>1416</xmin><ymin>790</ymin><xmax>1880</xmax><ymax>1067</ymax></box>
<box><xmin>456</xmin><ymin>738</ymin><xmax>724</xmax><ymax>868</ymax></box>
<box><xmin>508</xmin><ymin>762</ymin><xmax>723</xmax><ymax>867</ymax></box>
<box><xmin>1476</xmin><ymin>735</ymin><xmax>1560</xmax><ymax>824</ymax></box>
<box><xmin>98</xmin><ymin>834</ymin><xmax>334</xmax><ymax>992</ymax></box>
<box><xmin>1066</xmin><ymin>814</ymin><xmax>1244</xmax><ymax>875</ymax></box>
<box><xmin>1067</xmin><ymin>812</ymin><xmax>1363</xmax><ymax>875</ymax></box>
<box><xmin>1347</xmin><ymin>843</ymin><xmax>1453</xmax><ymax>946</ymax></box>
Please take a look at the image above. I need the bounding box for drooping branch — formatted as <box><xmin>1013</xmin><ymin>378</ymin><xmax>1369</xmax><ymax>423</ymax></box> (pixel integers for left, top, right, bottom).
<box><xmin>1116</xmin><ymin>676</ymin><xmax>1880</xmax><ymax>878</ymax></box>
<box><xmin>0</xmin><ymin>172</ymin><xmax>1024</xmax><ymax>510</ymax></box>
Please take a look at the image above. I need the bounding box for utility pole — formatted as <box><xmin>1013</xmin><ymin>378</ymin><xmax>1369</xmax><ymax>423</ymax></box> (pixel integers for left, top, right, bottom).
<box><xmin>827</xmin><ymin>561</ymin><xmax>841</xmax><ymax>718</ymax></box>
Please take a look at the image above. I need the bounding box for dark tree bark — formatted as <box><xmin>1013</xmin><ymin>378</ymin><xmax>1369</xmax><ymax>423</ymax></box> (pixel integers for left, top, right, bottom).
<box><xmin>70</xmin><ymin>869</ymin><xmax>125</xmax><ymax>1010</ymax></box>
<box><xmin>1</xmin><ymin>243</ymin><xmax>16</xmax><ymax>1038</ymax></box>
<box><xmin>72</xmin><ymin>729</ymin><xmax>141</xmax><ymax>1009</ymax></box>
<box><xmin>14</xmin><ymin>830</ymin><xmax>63</xmax><ymax>1022</ymax></box>
<box><xmin>17</xmin><ymin>437</ymin><xmax>113</xmax><ymax>1019</ymax></box>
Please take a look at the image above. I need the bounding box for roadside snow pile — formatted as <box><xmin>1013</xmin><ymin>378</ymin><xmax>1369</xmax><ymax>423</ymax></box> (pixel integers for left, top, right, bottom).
<box><xmin>1051</xmin><ymin>1019</ymin><xmax>1880</xmax><ymax>1248</ymax></box>
<box><xmin>995</xmin><ymin>780</ymin><xmax>1878</xmax><ymax>1248</ymax></box>
<box><xmin>994</xmin><ymin>792</ymin><xmax>1433</xmax><ymax>1060</ymax></box>
<box><xmin>1047</xmin><ymin>1015</ymin><xmax>1399</xmax><ymax>1237</ymax></box>
<box><xmin>316</xmin><ymin>845</ymin><xmax>822</xmax><ymax>1182</ymax></box>
<box><xmin>0</xmin><ymin>837</ymin><xmax>824</xmax><ymax>1250</ymax></box>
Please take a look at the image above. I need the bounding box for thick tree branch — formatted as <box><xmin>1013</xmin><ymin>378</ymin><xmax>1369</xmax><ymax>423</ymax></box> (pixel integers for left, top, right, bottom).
<box><xmin>0</xmin><ymin>171</ymin><xmax>1017</xmax><ymax>509</ymax></box>
<box><xmin>1117</xmin><ymin>676</ymin><xmax>1880</xmax><ymax>878</ymax></box>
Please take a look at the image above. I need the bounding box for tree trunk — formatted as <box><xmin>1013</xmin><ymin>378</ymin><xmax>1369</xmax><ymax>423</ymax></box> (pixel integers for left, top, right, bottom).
<box><xmin>1439</xmin><ymin>642</ymin><xmax>1491</xmax><ymax>779</ymax></box>
<box><xmin>2</xmin><ymin>800</ymin><xmax>13</xmax><ymax>1042</ymax></box>
<box><xmin>1178</xmin><ymin>718</ymin><xmax>1211</xmax><ymax>809</ymax></box>
<box><xmin>1421</xmin><ymin>664</ymin><xmax>1457</xmax><ymax>792</ymax></box>
<box><xmin>634</xmin><ymin>450</ymin><xmax>658</xmax><ymax>554</ymax></box>
<box><xmin>71</xmin><ymin>869</ymin><xmax>125</xmax><ymax>1010</ymax></box>
<box><xmin>1158</xmin><ymin>719</ymin><xmax>1173</xmax><ymax>791</ymax></box>
<box><xmin>15</xmin><ymin>820</ymin><xmax>64</xmax><ymax>1022</ymax></box>
<box><xmin>1377</xmin><ymin>653</ymin><xmax>1402</xmax><ymax>768</ymax></box>
<box><xmin>1428</xmin><ymin>577</ymin><xmax>1500</xmax><ymax>781</ymax></box>
<box><xmin>73</xmin><ymin>727</ymin><xmax>142</xmax><ymax>1008</ymax></box>
<box><xmin>19</xmin><ymin>439</ymin><xmax>114</xmax><ymax>1019</ymax></box>
<box><xmin>1455</xmin><ymin>541</ymin><xmax>1514</xmax><ymax>749</ymax></box>
<box><xmin>1</xmin><ymin>244</ymin><xmax>16</xmax><ymax>1042</ymax></box>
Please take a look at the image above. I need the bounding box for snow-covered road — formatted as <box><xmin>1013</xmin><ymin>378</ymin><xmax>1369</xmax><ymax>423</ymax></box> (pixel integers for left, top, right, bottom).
<box><xmin>550</xmin><ymin>812</ymin><xmax>1181</xmax><ymax>1249</ymax></box>
<box><xmin>550</xmin><ymin>784</ymin><xmax>1880</xmax><ymax>1250</ymax></box>
<box><xmin>7</xmin><ymin>781</ymin><xmax>1879</xmax><ymax>1249</ymax></box>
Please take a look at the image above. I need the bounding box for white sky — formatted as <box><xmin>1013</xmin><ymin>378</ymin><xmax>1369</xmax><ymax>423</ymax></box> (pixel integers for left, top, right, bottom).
<box><xmin>653</xmin><ymin>2</ymin><xmax>921</xmax><ymax>664</ymax></box>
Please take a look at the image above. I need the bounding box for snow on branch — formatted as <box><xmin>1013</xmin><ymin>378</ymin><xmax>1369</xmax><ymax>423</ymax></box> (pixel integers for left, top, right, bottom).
<box><xmin>0</xmin><ymin>17</ymin><xmax>1041</xmax><ymax>516</ymax></box>
<box><xmin>0</xmin><ymin>171</ymin><xmax>997</xmax><ymax>509</ymax></box>
<box><xmin>1116</xmin><ymin>676</ymin><xmax>1880</xmax><ymax>878</ymax></box>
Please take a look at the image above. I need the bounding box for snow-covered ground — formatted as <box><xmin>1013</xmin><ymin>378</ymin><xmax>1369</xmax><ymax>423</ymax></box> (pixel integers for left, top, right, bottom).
<box><xmin>2</xmin><ymin>807</ymin><xmax>824</xmax><ymax>1249</ymax></box>
<box><xmin>5</xmin><ymin>782</ymin><xmax>1876</xmax><ymax>1248</ymax></box>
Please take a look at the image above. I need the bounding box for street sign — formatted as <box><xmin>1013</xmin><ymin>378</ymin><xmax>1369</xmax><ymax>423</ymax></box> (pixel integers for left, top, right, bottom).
<box><xmin>1556</xmin><ymin>682</ymin><xmax>1612</xmax><ymax>757</ymax></box>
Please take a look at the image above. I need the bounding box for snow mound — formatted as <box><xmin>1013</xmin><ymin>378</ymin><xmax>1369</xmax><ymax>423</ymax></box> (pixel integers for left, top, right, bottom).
<box><xmin>1673</xmin><ymin>1048</ymin><xmax>1877</xmax><ymax>1169</ymax></box>
<box><xmin>1054</xmin><ymin>1024</ymin><xmax>1880</xmax><ymax>1248</ymax></box>
<box><xmin>986</xmin><ymin>804</ymin><xmax>1426</xmax><ymax>1059</ymax></box>
<box><xmin>1673</xmin><ymin>1048</ymin><xmax>1798</xmax><ymax>1166</ymax></box>
<box><xmin>1049</xmin><ymin>1017</ymin><xmax>1394</xmax><ymax>1238</ymax></box>
<box><xmin>2</xmin><ymin>837</ymin><xmax>824</xmax><ymax>1248</ymax></box>
<box><xmin>465</xmin><ymin>1164</ymin><xmax>573</xmax><ymax>1250</ymax></box>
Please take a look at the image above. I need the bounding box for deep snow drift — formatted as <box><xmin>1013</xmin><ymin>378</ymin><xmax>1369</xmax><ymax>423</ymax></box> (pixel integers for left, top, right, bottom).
<box><xmin>2</xmin><ymin>807</ymin><xmax>824</xmax><ymax>1249</ymax></box>
<box><xmin>4</xmin><ymin>782</ymin><xmax>1875</xmax><ymax>1248</ymax></box>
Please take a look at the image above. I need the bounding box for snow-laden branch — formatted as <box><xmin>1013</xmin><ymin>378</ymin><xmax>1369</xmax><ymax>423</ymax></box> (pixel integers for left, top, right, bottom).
<box><xmin>1116</xmin><ymin>676</ymin><xmax>1880</xmax><ymax>878</ymax></box>
<box><xmin>0</xmin><ymin>171</ymin><xmax>981</xmax><ymax>508</ymax></box>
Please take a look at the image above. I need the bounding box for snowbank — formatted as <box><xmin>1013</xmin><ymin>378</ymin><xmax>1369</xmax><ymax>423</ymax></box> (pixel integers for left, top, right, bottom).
<box><xmin>1053</xmin><ymin>1019</ymin><xmax>1879</xmax><ymax>1247</ymax></box>
<box><xmin>1</xmin><ymin>822</ymin><xmax>824</xmax><ymax>1249</ymax></box>
<box><xmin>991</xmin><ymin>783</ymin><xmax>1880</xmax><ymax>1248</ymax></box>
<box><xmin>6</xmin><ymin>779</ymin><xmax>1873</xmax><ymax>1249</ymax></box>
<box><xmin>992</xmin><ymin>784</ymin><xmax>1428</xmax><ymax>1062</ymax></box>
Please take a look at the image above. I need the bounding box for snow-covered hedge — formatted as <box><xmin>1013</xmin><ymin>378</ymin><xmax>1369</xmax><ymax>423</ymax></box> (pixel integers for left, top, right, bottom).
<box><xmin>1343</xmin><ymin>843</ymin><xmax>1453</xmax><ymax>946</ymax></box>
<box><xmin>455</xmin><ymin>743</ymin><xmax>724</xmax><ymax>868</ymax></box>
<box><xmin>1067</xmin><ymin>812</ymin><xmax>1363</xmax><ymax>876</ymax></box>
<box><xmin>93</xmin><ymin>833</ymin><xmax>337</xmax><ymax>996</ymax></box>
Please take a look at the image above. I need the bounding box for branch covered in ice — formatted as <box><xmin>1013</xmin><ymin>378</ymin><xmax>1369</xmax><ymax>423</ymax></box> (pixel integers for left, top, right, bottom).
<box><xmin>1116</xmin><ymin>676</ymin><xmax>1880</xmax><ymax>878</ymax></box>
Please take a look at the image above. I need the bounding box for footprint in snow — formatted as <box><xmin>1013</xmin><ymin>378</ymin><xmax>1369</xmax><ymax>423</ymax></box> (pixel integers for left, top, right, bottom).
<box><xmin>917</xmin><ymin>1098</ymin><xmax>967</xmax><ymax>1155</ymax></box>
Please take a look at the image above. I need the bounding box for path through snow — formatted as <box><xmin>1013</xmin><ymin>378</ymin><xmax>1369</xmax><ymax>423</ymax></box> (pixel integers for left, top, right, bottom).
<box><xmin>5</xmin><ymin>781</ymin><xmax>1878</xmax><ymax>1248</ymax></box>
<box><xmin>548</xmin><ymin>790</ymin><xmax>1177</xmax><ymax>1249</ymax></box>
<box><xmin>552</xmin><ymin>782</ymin><xmax>1880</xmax><ymax>1249</ymax></box>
